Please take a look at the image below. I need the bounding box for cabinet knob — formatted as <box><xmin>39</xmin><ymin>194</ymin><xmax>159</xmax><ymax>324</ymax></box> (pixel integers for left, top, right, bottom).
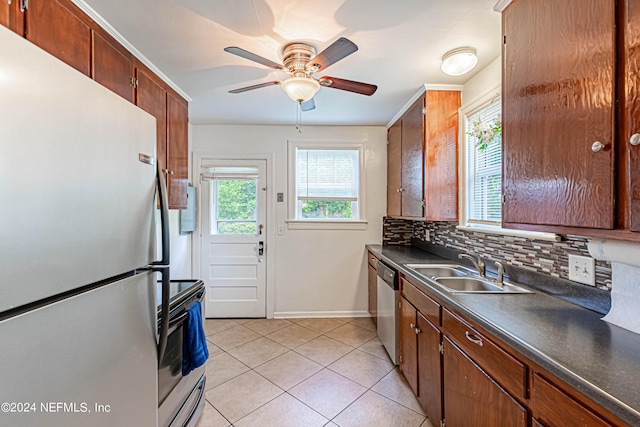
<box><xmin>631</xmin><ymin>133</ymin><xmax>640</xmax><ymax>146</ymax></box>
<box><xmin>414</xmin><ymin>328</ymin><xmax>421</xmax><ymax>335</ymax></box>
<box><xmin>591</xmin><ymin>141</ymin><xmax>605</xmax><ymax>152</ymax></box>
<box><xmin>409</xmin><ymin>323</ymin><xmax>415</xmax><ymax>329</ymax></box>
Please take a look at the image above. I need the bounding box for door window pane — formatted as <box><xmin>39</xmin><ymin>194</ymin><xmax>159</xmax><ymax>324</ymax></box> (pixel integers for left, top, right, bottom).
<box><xmin>211</xmin><ymin>179</ymin><xmax>257</xmax><ymax>235</ymax></box>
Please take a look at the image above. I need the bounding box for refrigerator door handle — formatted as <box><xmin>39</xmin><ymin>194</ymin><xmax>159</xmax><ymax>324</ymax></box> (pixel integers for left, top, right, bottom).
<box><xmin>151</xmin><ymin>162</ymin><xmax>171</xmax><ymax>363</ymax></box>
<box><xmin>156</xmin><ymin>265</ymin><xmax>170</xmax><ymax>363</ymax></box>
<box><xmin>153</xmin><ymin>162</ymin><xmax>170</xmax><ymax>267</ymax></box>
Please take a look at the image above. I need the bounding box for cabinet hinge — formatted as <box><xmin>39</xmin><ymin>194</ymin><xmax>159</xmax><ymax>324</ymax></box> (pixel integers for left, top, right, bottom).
<box><xmin>398</xmin><ymin>300</ymin><xmax>402</xmax><ymax>309</ymax></box>
<box><xmin>502</xmin><ymin>193</ymin><xmax>506</xmax><ymax>204</ymax></box>
<box><xmin>503</xmin><ymin>35</ymin><xmax>506</xmax><ymax>44</ymax></box>
<box><xmin>439</xmin><ymin>342</ymin><xmax>444</xmax><ymax>355</ymax></box>
<box><xmin>399</xmin><ymin>354</ymin><xmax>402</xmax><ymax>364</ymax></box>
<box><xmin>19</xmin><ymin>0</ymin><xmax>27</xmax><ymax>12</ymax></box>
<box><xmin>422</xmin><ymin>107</ymin><xmax>426</xmax><ymax>116</ymax></box>
<box><xmin>440</xmin><ymin>420</ymin><xmax>445</xmax><ymax>427</ymax></box>
<box><xmin>130</xmin><ymin>77</ymin><xmax>138</xmax><ymax>88</ymax></box>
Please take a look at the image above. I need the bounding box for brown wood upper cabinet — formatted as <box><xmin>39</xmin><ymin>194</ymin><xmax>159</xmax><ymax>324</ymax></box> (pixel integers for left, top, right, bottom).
<box><xmin>24</xmin><ymin>0</ymin><xmax>92</xmax><ymax>76</ymax></box>
<box><xmin>166</xmin><ymin>93</ymin><xmax>189</xmax><ymax>209</ymax></box>
<box><xmin>424</xmin><ymin>90</ymin><xmax>460</xmax><ymax>221</ymax></box>
<box><xmin>135</xmin><ymin>64</ymin><xmax>189</xmax><ymax>209</ymax></box>
<box><xmin>500</xmin><ymin>0</ymin><xmax>640</xmax><ymax>240</ymax></box>
<box><xmin>92</xmin><ymin>29</ymin><xmax>134</xmax><ymax>103</ymax></box>
<box><xmin>1</xmin><ymin>0</ymin><xmax>191</xmax><ymax>209</ymax></box>
<box><xmin>387</xmin><ymin>90</ymin><xmax>460</xmax><ymax>220</ymax></box>
<box><xmin>388</xmin><ymin>95</ymin><xmax>424</xmax><ymax>218</ymax></box>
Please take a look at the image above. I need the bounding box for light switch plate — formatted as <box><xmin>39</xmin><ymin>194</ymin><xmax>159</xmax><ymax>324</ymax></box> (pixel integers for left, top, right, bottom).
<box><xmin>568</xmin><ymin>254</ymin><xmax>595</xmax><ymax>286</ymax></box>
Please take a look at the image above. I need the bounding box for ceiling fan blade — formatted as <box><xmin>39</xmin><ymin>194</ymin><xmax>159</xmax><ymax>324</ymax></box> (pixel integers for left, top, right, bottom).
<box><xmin>224</xmin><ymin>47</ymin><xmax>284</xmax><ymax>71</ymax></box>
<box><xmin>318</xmin><ymin>76</ymin><xmax>377</xmax><ymax>96</ymax></box>
<box><xmin>228</xmin><ymin>81</ymin><xmax>281</xmax><ymax>94</ymax></box>
<box><xmin>301</xmin><ymin>98</ymin><xmax>316</xmax><ymax>111</ymax></box>
<box><xmin>308</xmin><ymin>37</ymin><xmax>358</xmax><ymax>71</ymax></box>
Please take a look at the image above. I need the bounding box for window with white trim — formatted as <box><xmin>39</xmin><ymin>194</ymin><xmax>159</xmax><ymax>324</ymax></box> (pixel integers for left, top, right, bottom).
<box><xmin>465</xmin><ymin>97</ymin><xmax>502</xmax><ymax>226</ymax></box>
<box><xmin>288</xmin><ymin>141</ymin><xmax>365</xmax><ymax>224</ymax></box>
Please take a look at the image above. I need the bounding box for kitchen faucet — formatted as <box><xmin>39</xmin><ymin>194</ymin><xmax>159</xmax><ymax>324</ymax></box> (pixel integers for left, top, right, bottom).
<box><xmin>494</xmin><ymin>261</ymin><xmax>505</xmax><ymax>288</ymax></box>
<box><xmin>459</xmin><ymin>253</ymin><xmax>486</xmax><ymax>277</ymax></box>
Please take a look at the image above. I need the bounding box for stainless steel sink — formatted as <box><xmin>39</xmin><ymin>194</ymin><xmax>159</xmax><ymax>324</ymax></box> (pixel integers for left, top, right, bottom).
<box><xmin>434</xmin><ymin>277</ymin><xmax>533</xmax><ymax>294</ymax></box>
<box><xmin>404</xmin><ymin>264</ymin><xmax>471</xmax><ymax>278</ymax></box>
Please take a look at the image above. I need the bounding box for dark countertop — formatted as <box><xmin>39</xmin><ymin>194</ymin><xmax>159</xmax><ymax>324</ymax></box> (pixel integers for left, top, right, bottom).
<box><xmin>367</xmin><ymin>244</ymin><xmax>640</xmax><ymax>426</ymax></box>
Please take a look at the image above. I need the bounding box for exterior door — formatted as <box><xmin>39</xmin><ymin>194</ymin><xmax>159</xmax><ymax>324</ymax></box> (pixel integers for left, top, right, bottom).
<box><xmin>201</xmin><ymin>159</ymin><xmax>267</xmax><ymax>318</ymax></box>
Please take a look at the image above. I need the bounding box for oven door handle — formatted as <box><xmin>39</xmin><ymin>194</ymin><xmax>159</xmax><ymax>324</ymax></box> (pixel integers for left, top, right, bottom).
<box><xmin>168</xmin><ymin>311</ymin><xmax>189</xmax><ymax>329</ymax></box>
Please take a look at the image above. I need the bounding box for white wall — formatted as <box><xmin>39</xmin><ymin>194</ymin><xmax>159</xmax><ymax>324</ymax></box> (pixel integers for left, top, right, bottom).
<box><xmin>192</xmin><ymin>125</ymin><xmax>387</xmax><ymax>318</ymax></box>
<box><xmin>461</xmin><ymin>56</ymin><xmax>501</xmax><ymax>107</ymax></box>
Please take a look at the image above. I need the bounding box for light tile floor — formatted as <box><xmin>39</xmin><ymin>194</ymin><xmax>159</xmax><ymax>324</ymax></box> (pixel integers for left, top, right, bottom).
<box><xmin>195</xmin><ymin>317</ymin><xmax>435</xmax><ymax>427</ymax></box>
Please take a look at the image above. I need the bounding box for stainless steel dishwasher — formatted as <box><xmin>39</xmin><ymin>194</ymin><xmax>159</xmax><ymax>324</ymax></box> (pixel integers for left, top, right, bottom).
<box><xmin>376</xmin><ymin>260</ymin><xmax>399</xmax><ymax>364</ymax></box>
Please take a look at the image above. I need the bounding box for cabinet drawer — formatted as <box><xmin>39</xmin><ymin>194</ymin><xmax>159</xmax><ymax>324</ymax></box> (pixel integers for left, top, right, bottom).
<box><xmin>532</xmin><ymin>373</ymin><xmax>612</xmax><ymax>427</ymax></box>
<box><xmin>401</xmin><ymin>277</ymin><xmax>440</xmax><ymax>326</ymax></box>
<box><xmin>442</xmin><ymin>308</ymin><xmax>527</xmax><ymax>401</ymax></box>
<box><xmin>368</xmin><ymin>252</ymin><xmax>379</xmax><ymax>268</ymax></box>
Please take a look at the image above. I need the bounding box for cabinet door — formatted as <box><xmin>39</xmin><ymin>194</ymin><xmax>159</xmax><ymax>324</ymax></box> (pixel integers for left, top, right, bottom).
<box><xmin>0</xmin><ymin>1</ymin><xmax>9</xmax><ymax>28</ymax></box>
<box><xmin>424</xmin><ymin>90</ymin><xmax>460</xmax><ymax>221</ymax></box>
<box><xmin>25</xmin><ymin>0</ymin><xmax>91</xmax><ymax>76</ymax></box>
<box><xmin>401</xmin><ymin>96</ymin><xmax>425</xmax><ymax>218</ymax></box>
<box><xmin>416</xmin><ymin>312</ymin><xmax>442</xmax><ymax>423</ymax></box>
<box><xmin>399</xmin><ymin>297</ymin><xmax>418</xmax><ymax>396</ymax></box>
<box><xmin>1</xmin><ymin>1</ymin><xmax>25</xmax><ymax>35</ymax></box>
<box><xmin>502</xmin><ymin>0</ymin><xmax>615</xmax><ymax>229</ymax></box>
<box><xmin>443</xmin><ymin>337</ymin><xmax>527</xmax><ymax>427</ymax></box>
<box><xmin>532</xmin><ymin>373</ymin><xmax>611</xmax><ymax>427</ymax></box>
<box><xmin>136</xmin><ymin>66</ymin><xmax>167</xmax><ymax>187</ymax></box>
<box><xmin>367</xmin><ymin>263</ymin><xmax>377</xmax><ymax>325</ymax></box>
<box><xmin>624</xmin><ymin>0</ymin><xmax>640</xmax><ymax>232</ymax></box>
<box><xmin>92</xmin><ymin>30</ymin><xmax>134</xmax><ymax>102</ymax></box>
<box><xmin>166</xmin><ymin>93</ymin><xmax>189</xmax><ymax>209</ymax></box>
<box><xmin>387</xmin><ymin>120</ymin><xmax>402</xmax><ymax>217</ymax></box>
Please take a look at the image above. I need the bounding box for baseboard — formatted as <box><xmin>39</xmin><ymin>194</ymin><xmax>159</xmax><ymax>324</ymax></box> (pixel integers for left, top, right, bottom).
<box><xmin>273</xmin><ymin>310</ymin><xmax>371</xmax><ymax>319</ymax></box>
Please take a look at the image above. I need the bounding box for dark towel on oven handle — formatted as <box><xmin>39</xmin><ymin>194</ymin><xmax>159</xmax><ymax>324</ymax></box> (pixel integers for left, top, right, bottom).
<box><xmin>182</xmin><ymin>301</ymin><xmax>209</xmax><ymax>376</ymax></box>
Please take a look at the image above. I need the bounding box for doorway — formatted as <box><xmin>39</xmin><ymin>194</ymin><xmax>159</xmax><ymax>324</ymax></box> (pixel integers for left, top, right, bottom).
<box><xmin>200</xmin><ymin>159</ymin><xmax>267</xmax><ymax>318</ymax></box>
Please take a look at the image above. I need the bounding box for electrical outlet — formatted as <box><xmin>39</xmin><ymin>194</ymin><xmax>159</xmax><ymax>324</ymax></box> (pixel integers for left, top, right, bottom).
<box><xmin>568</xmin><ymin>254</ymin><xmax>595</xmax><ymax>286</ymax></box>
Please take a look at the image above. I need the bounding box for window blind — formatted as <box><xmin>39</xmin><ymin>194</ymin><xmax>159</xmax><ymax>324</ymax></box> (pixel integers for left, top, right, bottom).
<box><xmin>466</xmin><ymin>98</ymin><xmax>502</xmax><ymax>224</ymax></box>
<box><xmin>296</xmin><ymin>149</ymin><xmax>360</xmax><ymax>201</ymax></box>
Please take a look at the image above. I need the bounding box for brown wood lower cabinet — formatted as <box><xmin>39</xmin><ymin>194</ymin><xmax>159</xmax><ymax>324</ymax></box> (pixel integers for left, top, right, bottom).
<box><xmin>399</xmin><ymin>277</ymin><xmax>442</xmax><ymax>423</ymax></box>
<box><xmin>392</xmin><ymin>270</ymin><xmax>631</xmax><ymax>427</ymax></box>
<box><xmin>367</xmin><ymin>252</ymin><xmax>378</xmax><ymax>326</ymax></box>
<box><xmin>443</xmin><ymin>337</ymin><xmax>528</xmax><ymax>427</ymax></box>
<box><xmin>532</xmin><ymin>373</ymin><xmax>612</xmax><ymax>427</ymax></box>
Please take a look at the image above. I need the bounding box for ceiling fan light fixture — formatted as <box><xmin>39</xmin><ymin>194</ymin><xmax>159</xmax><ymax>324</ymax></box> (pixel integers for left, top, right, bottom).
<box><xmin>440</xmin><ymin>47</ymin><xmax>478</xmax><ymax>76</ymax></box>
<box><xmin>281</xmin><ymin>76</ymin><xmax>320</xmax><ymax>102</ymax></box>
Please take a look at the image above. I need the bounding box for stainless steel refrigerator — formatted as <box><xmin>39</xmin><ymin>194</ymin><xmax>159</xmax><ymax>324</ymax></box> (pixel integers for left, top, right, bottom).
<box><xmin>0</xmin><ymin>26</ymin><xmax>170</xmax><ymax>426</ymax></box>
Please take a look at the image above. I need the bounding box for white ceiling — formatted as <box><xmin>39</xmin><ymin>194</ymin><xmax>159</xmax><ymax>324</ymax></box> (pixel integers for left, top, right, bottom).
<box><xmin>81</xmin><ymin>0</ymin><xmax>501</xmax><ymax>126</ymax></box>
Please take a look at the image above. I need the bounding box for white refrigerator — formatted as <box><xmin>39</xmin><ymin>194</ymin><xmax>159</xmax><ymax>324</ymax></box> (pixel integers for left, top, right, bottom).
<box><xmin>0</xmin><ymin>26</ymin><xmax>167</xmax><ymax>426</ymax></box>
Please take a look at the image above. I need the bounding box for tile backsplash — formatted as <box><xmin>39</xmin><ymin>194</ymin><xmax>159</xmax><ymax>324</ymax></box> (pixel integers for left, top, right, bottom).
<box><xmin>383</xmin><ymin>218</ymin><xmax>612</xmax><ymax>290</ymax></box>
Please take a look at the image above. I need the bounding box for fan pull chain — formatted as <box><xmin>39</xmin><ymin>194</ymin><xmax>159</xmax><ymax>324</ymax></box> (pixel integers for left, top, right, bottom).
<box><xmin>295</xmin><ymin>100</ymin><xmax>303</xmax><ymax>133</ymax></box>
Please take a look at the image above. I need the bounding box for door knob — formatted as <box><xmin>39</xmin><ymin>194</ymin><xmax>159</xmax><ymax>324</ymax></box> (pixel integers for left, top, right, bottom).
<box><xmin>258</xmin><ymin>241</ymin><xmax>264</xmax><ymax>256</ymax></box>
<box><xmin>631</xmin><ymin>133</ymin><xmax>640</xmax><ymax>146</ymax></box>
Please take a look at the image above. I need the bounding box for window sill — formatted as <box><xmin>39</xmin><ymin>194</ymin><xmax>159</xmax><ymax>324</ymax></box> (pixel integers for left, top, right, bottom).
<box><xmin>456</xmin><ymin>224</ymin><xmax>560</xmax><ymax>242</ymax></box>
<box><xmin>286</xmin><ymin>220</ymin><xmax>368</xmax><ymax>231</ymax></box>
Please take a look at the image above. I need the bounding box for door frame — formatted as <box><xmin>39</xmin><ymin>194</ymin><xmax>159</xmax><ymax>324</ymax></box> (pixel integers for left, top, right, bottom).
<box><xmin>192</xmin><ymin>151</ymin><xmax>276</xmax><ymax>318</ymax></box>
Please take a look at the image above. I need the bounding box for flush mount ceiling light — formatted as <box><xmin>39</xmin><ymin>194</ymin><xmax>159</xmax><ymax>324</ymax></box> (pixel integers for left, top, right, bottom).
<box><xmin>440</xmin><ymin>47</ymin><xmax>478</xmax><ymax>76</ymax></box>
<box><xmin>281</xmin><ymin>76</ymin><xmax>320</xmax><ymax>102</ymax></box>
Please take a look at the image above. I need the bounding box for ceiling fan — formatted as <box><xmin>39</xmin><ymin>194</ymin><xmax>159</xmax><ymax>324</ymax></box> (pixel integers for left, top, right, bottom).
<box><xmin>224</xmin><ymin>37</ymin><xmax>378</xmax><ymax>111</ymax></box>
